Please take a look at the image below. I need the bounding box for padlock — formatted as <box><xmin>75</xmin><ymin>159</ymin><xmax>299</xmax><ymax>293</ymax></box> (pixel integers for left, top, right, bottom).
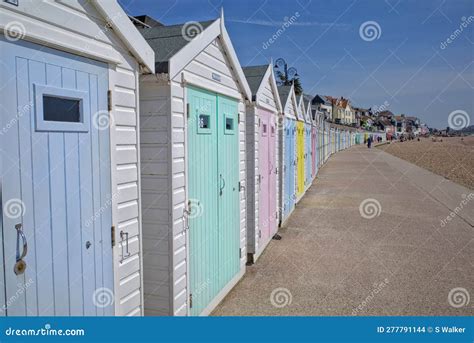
<box><xmin>14</xmin><ymin>259</ymin><xmax>26</xmax><ymax>275</ymax></box>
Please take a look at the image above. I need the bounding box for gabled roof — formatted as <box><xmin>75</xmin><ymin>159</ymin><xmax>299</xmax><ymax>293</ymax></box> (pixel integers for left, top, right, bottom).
<box><xmin>137</xmin><ymin>20</ymin><xmax>215</xmax><ymax>73</ymax></box>
<box><xmin>136</xmin><ymin>11</ymin><xmax>251</xmax><ymax>100</ymax></box>
<box><xmin>242</xmin><ymin>65</ymin><xmax>268</xmax><ymax>95</ymax></box>
<box><xmin>93</xmin><ymin>1</ymin><xmax>155</xmax><ymax>72</ymax></box>
<box><xmin>278</xmin><ymin>84</ymin><xmax>297</xmax><ymax>119</ymax></box>
<box><xmin>278</xmin><ymin>85</ymin><xmax>293</xmax><ymax>106</ymax></box>
<box><xmin>303</xmin><ymin>94</ymin><xmax>313</xmax><ymax>123</ymax></box>
<box><xmin>243</xmin><ymin>64</ymin><xmax>282</xmax><ymax>112</ymax></box>
<box><xmin>296</xmin><ymin>94</ymin><xmax>306</xmax><ymax>121</ymax></box>
<box><xmin>313</xmin><ymin>94</ymin><xmax>334</xmax><ymax>106</ymax></box>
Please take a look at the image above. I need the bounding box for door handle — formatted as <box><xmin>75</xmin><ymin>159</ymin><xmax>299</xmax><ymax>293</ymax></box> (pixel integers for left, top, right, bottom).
<box><xmin>14</xmin><ymin>223</ymin><xmax>28</xmax><ymax>275</ymax></box>
<box><xmin>15</xmin><ymin>223</ymin><xmax>27</xmax><ymax>260</ymax></box>
<box><xmin>120</xmin><ymin>230</ymin><xmax>131</xmax><ymax>262</ymax></box>
<box><xmin>219</xmin><ymin>174</ymin><xmax>226</xmax><ymax>196</ymax></box>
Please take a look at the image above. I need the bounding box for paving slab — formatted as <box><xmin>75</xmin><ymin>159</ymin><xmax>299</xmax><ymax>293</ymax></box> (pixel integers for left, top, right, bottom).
<box><xmin>213</xmin><ymin>146</ymin><xmax>473</xmax><ymax>316</ymax></box>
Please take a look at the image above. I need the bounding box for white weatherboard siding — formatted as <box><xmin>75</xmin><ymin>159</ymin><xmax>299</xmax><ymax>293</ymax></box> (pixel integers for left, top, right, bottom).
<box><xmin>247</xmin><ymin>73</ymin><xmax>280</xmax><ymax>259</ymax></box>
<box><xmin>141</xmin><ymin>36</ymin><xmax>248</xmax><ymax>316</ymax></box>
<box><xmin>139</xmin><ymin>80</ymin><xmax>172</xmax><ymax>316</ymax></box>
<box><xmin>280</xmin><ymin>88</ymin><xmax>298</xmax><ymax>226</ymax></box>
<box><xmin>0</xmin><ymin>0</ymin><xmax>150</xmax><ymax>316</ymax></box>
<box><xmin>246</xmin><ymin>105</ymin><xmax>259</xmax><ymax>255</ymax></box>
<box><xmin>179</xmin><ymin>37</ymin><xmax>248</xmax><ymax>315</ymax></box>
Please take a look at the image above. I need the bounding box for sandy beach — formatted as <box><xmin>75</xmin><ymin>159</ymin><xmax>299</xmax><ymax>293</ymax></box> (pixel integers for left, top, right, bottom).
<box><xmin>377</xmin><ymin>136</ymin><xmax>474</xmax><ymax>190</ymax></box>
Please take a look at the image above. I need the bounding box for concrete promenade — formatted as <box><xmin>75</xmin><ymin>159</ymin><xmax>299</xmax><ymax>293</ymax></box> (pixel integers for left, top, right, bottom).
<box><xmin>213</xmin><ymin>145</ymin><xmax>473</xmax><ymax>316</ymax></box>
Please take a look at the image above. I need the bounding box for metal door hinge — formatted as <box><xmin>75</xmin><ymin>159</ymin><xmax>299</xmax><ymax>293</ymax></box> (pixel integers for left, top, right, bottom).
<box><xmin>186</xmin><ymin>103</ymin><xmax>190</xmax><ymax>118</ymax></box>
<box><xmin>111</xmin><ymin>225</ymin><xmax>116</xmax><ymax>247</ymax></box>
<box><xmin>189</xmin><ymin>293</ymin><xmax>193</xmax><ymax>308</ymax></box>
<box><xmin>238</xmin><ymin>113</ymin><xmax>243</xmax><ymax>123</ymax></box>
<box><xmin>258</xmin><ymin>118</ymin><xmax>261</xmax><ymax>126</ymax></box>
<box><xmin>258</xmin><ymin>230</ymin><xmax>262</xmax><ymax>238</ymax></box>
<box><xmin>239</xmin><ymin>248</ymin><xmax>242</xmax><ymax>258</ymax></box>
<box><xmin>107</xmin><ymin>90</ymin><xmax>112</xmax><ymax>111</ymax></box>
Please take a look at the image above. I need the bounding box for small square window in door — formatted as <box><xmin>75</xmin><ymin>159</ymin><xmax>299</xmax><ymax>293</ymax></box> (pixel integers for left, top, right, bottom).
<box><xmin>34</xmin><ymin>84</ymin><xmax>89</xmax><ymax>132</ymax></box>
<box><xmin>224</xmin><ymin>115</ymin><xmax>235</xmax><ymax>135</ymax></box>
<box><xmin>197</xmin><ymin>114</ymin><xmax>212</xmax><ymax>134</ymax></box>
<box><xmin>43</xmin><ymin>96</ymin><xmax>80</xmax><ymax>122</ymax></box>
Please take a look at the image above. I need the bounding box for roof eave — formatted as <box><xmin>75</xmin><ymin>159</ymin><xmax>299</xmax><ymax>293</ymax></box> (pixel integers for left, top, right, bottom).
<box><xmin>93</xmin><ymin>0</ymin><xmax>155</xmax><ymax>73</ymax></box>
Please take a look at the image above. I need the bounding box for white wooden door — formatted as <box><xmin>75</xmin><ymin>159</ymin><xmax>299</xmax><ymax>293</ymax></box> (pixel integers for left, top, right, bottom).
<box><xmin>0</xmin><ymin>38</ymin><xmax>113</xmax><ymax>316</ymax></box>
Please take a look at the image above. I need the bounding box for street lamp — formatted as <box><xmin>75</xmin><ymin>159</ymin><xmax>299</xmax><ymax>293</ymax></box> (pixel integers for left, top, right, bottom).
<box><xmin>274</xmin><ymin>58</ymin><xmax>298</xmax><ymax>85</ymax></box>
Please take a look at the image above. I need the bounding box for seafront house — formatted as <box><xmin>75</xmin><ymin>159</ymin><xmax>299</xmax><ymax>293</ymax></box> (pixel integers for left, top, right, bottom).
<box><xmin>353</xmin><ymin>107</ymin><xmax>370</xmax><ymax>128</ymax></box>
<box><xmin>331</xmin><ymin>98</ymin><xmax>345</xmax><ymax>124</ymax></box>
<box><xmin>394</xmin><ymin>114</ymin><xmax>407</xmax><ymax>136</ymax></box>
<box><xmin>338</xmin><ymin>97</ymin><xmax>354</xmax><ymax>125</ymax></box>
<box><xmin>312</xmin><ymin>95</ymin><xmax>333</xmax><ymax>121</ymax></box>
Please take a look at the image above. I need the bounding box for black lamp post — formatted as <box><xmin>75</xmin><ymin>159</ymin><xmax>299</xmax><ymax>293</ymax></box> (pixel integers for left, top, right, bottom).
<box><xmin>274</xmin><ymin>58</ymin><xmax>298</xmax><ymax>85</ymax></box>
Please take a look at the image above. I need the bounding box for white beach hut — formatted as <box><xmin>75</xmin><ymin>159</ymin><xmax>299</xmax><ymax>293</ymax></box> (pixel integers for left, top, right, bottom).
<box><xmin>243</xmin><ymin>63</ymin><xmax>283</xmax><ymax>263</ymax></box>
<box><xmin>0</xmin><ymin>0</ymin><xmax>154</xmax><ymax>316</ymax></box>
<box><xmin>278</xmin><ymin>85</ymin><xmax>298</xmax><ymax>226</ymax></box>
<box><xmin>135</xmin><ymin>11</ymin><xmax>251</xmax><ymax>316</ymax></box>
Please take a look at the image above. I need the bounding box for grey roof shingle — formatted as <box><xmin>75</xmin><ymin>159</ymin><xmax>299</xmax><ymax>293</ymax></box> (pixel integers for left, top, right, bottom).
<box><xmin>137</xmin><ymin>19</ymin><xmax>216</xmax><ymax>73</ymax></box>
<box><xmin>278</xmin><ymin>85</ymin><xmax>292</xmax><ymax>105</ymax></box>
<box><xmin>242</xmin><ymin>65</ymin><xmax>269</xmax><ymax>96</ymax></box>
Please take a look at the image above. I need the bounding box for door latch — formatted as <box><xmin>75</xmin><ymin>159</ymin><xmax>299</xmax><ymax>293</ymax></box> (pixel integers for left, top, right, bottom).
<box><xmin>120</xmin><ymin>230</ymin><xmax>131</xmax><ymax>262</ymax></box>
<box><xmin>14</xmin><ymin>223</ymin><xmax>27</xmax><ymax>275</ymax></box>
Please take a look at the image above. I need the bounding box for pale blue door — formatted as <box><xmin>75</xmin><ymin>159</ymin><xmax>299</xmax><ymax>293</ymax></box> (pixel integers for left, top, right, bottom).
<box><xmin>0</xmin><ymin>38</ymin><xmax>113</xmax><ymax>316</ymax></box>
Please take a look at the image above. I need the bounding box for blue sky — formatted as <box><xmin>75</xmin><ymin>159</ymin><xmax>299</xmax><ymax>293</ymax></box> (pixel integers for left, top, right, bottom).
<box><xmin>119</xmin><ymin>0</ymin><xmax>473</xmax><ymax>129</ymax></box>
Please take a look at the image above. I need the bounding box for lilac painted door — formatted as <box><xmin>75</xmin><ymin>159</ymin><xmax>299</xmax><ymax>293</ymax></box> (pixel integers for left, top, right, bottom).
<box><xmin>268</xmin><ymin>114</ymin><xmax>277</xmax><ymax>237</ymax></box>
<box><xmin>258</xmin><ymin>109</ymin><xmax>277</xmax><ymax>246</ymax></box>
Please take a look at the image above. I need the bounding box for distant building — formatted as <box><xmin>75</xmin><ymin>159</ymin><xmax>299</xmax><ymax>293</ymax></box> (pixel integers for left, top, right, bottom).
<box><xmin>394</xmin><ymin>115</ymin><xmax>406</xmax><ymax>136</ymax></box>
<box><xmin>338</xmin><ymin>97</ymin><xmax>355</xmax><ymax>125</ymax></box>
<box><xmin>312</xmin><ymin>95</ymin><xmax>333</xmax><ymax>121</ymax></box>
<box><xmin>352</xmin><ymin>107</ymin><xmax>369</xmax><ymax>128</ymax></box>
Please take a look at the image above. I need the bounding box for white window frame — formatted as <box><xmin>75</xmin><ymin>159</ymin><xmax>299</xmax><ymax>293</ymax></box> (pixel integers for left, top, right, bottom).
<box><xmin>34</xmin><ymin>84</ymin><xmax>89</xmax><ymax>132</ymax></box>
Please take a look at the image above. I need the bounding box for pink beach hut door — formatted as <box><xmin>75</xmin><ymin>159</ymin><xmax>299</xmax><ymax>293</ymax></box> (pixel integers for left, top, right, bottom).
<box><xmin>268</xmin><ymin>115</ymin><xmax>277</xmax><ymax>237</ymax></box>
<box><xmin>258</xmin><ymin>109</ymin><xmax>273</xmax><ymax>245</ymax></box>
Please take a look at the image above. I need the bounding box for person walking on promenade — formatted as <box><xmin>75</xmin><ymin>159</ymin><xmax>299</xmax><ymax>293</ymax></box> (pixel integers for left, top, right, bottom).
<box><xmin>367</xmin><ymin>136</ymin><xmax>372</xmax><ymax>148</ymax></box>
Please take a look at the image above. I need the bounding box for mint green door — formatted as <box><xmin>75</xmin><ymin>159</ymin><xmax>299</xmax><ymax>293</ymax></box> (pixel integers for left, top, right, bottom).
<box><xmin>187</xmin><ymin>87</ymin><xmax>240</xmax><ymax>315</ymax></box>
<box><xmin>217</xmin><ymin>95</ymin><xmax>240</xmax><ymax>292</ymax></box>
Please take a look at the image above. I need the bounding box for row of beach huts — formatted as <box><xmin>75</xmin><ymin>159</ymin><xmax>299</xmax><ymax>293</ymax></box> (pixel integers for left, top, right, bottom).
<box><xmin>0</xmin><ymin>1</ymin><xmax>381</xmax><ymax>317</ymax></box>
